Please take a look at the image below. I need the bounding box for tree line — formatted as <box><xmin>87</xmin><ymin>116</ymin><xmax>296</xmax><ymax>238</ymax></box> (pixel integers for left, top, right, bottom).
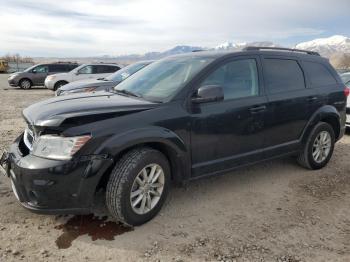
<box><xmin>1</xmin><ymin>53</ymin><xmax>34</xmax><ymax>63</ymax></box>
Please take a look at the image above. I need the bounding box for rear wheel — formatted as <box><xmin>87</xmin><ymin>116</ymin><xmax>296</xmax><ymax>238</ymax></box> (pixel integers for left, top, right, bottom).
<box><xmin>54</xmin><ymin>81</ymin><xmax>68</xmax><ymax>91</ymax></box>
<box><xmin>297</xmin><ymin>122</ymin><xmax>335</xmax><ymax>170</ymax></box>
<box><xmin>106</xmin><ymin>147</ymin><xmax>170</xmax><ymax>226</ymax></box>
<box><xmin>19</xmin><ymin>79</ymin><xmax>32</xmax><ymax>89</ymax></box>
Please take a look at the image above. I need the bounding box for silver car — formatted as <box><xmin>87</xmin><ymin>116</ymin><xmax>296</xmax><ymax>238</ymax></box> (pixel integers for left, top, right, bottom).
<box><xmin>56</xmin><ymin>61</ymin><xmax>153</xmax><ymax>96</ymax></box>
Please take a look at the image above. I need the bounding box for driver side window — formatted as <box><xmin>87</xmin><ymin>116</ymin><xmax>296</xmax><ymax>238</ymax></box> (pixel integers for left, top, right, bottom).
<box><xmin>201</xmin><ymin>59</ymin><xmax>259</xmax><ymax>100</ymax></box>
<box><xmin>78</xmin><ymin>65</ymin><xmax>93</xmax><ymax>74</ymax></box>
<box><xmin>33</xmin><ymin>65</ymin><xmax>48</xmax><ymax>73</ymax></box>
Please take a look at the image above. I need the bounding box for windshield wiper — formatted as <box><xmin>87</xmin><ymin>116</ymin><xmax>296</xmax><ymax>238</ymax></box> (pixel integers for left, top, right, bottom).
<box><xmin>114</xmin><ymin>89</ymin><xmax>142</xmax><ymax>98</ymax></box>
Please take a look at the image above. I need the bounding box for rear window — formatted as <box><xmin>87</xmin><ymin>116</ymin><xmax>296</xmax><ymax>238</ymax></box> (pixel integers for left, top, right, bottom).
<box><xmin>303</xmin><ymin>61</ymin><xmax>337</xmax><ymax>87</ymax></box>
<box><xmin>264</xmin><ymin>59</ymin><xmax>305</xmax><ymax>94</ymax></box>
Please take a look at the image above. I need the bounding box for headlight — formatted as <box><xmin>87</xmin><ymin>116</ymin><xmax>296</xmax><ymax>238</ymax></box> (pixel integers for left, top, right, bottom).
<box><xmin>46</xmin><ymin>75</ymin><xmax>56</xmax><ymax>81</ymax></box>
<box><xmin>8</xmin><ymin>74</ymin><xmax>17</xmax><ymax>80</ymax></box>
<box><xmin>32</xmin><ymin>135</ymin><xmax>91</xmax><ymax>160</ymax></box>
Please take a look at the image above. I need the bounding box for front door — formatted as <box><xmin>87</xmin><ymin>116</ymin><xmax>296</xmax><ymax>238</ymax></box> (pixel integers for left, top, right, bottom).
<box><xmin>32</xmin><ymin>64</ymin><xmax>48</xmax><ymax>85</ymax></box>
<box><xmin>190</xmin><ymin>56</ymin><xmax>268</xmax><ymax>177</ymax></box>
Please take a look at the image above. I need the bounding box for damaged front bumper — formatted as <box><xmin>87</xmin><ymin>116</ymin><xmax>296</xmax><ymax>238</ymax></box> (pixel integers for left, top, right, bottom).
<box><xmin>0</xmin><ymin>134</ymin><xmax>114</xmax><ymax>214</ymax></box>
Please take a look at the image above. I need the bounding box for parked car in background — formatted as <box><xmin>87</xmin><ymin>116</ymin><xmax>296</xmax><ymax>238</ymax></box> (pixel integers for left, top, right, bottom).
<box><xmin>341</xmin><ymin>73</ymin><xmax>350</xmax><ymax>127</ymax></box>
<box><xmin>56</xmin><ymin>61</ymin><xmax>153</xmax><ymax>96</ymax></box>
<box><xmin>341</xmin><ymin>72</ymin><xmax>350</xmax><ymax>87</ymax></box>
<box><xmin>0</xmin><ymin>47</ymin><xmax>347</xmax><ymax>226</ymax></box>
<box><xmin>7</xmin><ymin>63</ymin><xmax>79</xmax><ymax>89</ymax></box>
<box><xmin>45</xmin><ymin>63</ymin><xmax>121</xmax><ymax>91</ymax></box>
<box><xmin>0</xmin><ymin>59</ymin><xmax>9</xmax><ymax>72</ymax></box>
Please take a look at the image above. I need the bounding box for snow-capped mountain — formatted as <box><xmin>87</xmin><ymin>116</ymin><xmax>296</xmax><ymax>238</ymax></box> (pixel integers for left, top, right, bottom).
<box><xmin>214</xmin><ymin>41</ymin><xmax>276</xmax><ymax>51</ymax></box>
<box><xmin>296</xmin><ymin>35</ymin><xmax>350</xmax><ymax>56</ymax></box>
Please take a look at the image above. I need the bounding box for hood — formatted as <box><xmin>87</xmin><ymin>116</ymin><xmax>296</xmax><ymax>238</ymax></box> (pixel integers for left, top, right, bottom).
<box><xmin>23</xmin><ymin>91</ymin><xmax>157</xmax><ymax>127</ymax></box>
<box><xmin>59</xmin><ymin>78</ymin><xmax>114</xmax><ymax>92</ymax></box>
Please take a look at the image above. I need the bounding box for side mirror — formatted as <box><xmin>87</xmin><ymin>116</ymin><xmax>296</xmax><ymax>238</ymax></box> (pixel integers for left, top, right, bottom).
<box><xmin>191</xmin><ymin>85</ymin><xmax>224</xmax><ymax>104</ymax></box>
<box><xmin>32</xmin><ymin>69</ymin><xmax>37</xmax><ymax>74</ymax></box>
<box><xmin>75</xmin><ymin>71</ymin><xmax>79</xmax><ymax>75</ymax></box>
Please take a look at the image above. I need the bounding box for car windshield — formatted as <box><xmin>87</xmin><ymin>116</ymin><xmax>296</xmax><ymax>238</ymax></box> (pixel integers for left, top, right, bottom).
<box><xmin>24</xmin><ymin>65</ymin><xmax>37</xmax><ymax>72</ymax></box>
<box><xmin>105</xmin><ymin>62</ymin><xmax>151</xmax><ymax>82</ymax></box>
<box><xmin>114</xmin><ymin>56</ymin><xmax>214</xmax><ymax>102</ymax></box>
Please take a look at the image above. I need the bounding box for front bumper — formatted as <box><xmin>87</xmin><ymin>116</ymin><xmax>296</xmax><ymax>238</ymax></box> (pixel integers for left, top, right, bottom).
<box><xmin>8</xmin><ymin>78</ymin><xmax>19</xmax><ymax>87</ymax></box>
<box><xmin>44</xmin><ymin>78</ymin><xmax>55</xmax><ymax>90</ymax></box>
<box><xmin>1</xmin><ymin>135</ymin><xmax>113</xmax><ymax>214</ymax></box>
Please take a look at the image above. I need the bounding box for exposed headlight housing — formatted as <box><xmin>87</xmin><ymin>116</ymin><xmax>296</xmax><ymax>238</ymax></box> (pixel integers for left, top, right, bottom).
<box><xmin>59</xmin><ymin>87</ymin><xmax>97</xmax><ymax>96</ymax></box>
<box><xmin>31</xmin><ymin>135</ymin><xmax>91</xmax><ymax>160</ymax></box>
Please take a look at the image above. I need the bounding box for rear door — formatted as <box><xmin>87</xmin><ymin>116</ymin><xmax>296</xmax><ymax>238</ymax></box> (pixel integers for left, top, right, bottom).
<box><xmin>190</xmin><ymin>56</ymin><xmax>268</xmax><ymax>176</ymax></box>
<box><xmin>261</xmin><ymin>56</ymin><xmax>319</xmax><ymax>156</ymax></box>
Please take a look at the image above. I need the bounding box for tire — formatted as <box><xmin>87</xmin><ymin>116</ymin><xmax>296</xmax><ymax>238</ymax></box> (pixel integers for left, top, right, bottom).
<box><xmin>19</xmin><ymin>79</ymin><xmax>32</xmax><ymax>89</ymax></box>
<box><xmin>297</xmin><ymin>122</ymin><xmax>335</xmax><ymax>170</ymax></box>
<box><xmin>54</xmin><ymin>81</ymin><xmax>68</xmax><ymax>91</ymax></box>
<box><xmin>106</xmin><ymin>147</ymin><xmax>171</xmax><ymax>226</ymax></box>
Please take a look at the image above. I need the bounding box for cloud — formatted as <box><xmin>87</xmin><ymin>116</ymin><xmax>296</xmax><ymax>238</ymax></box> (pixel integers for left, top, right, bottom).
<box><xmin>0</xmin><ymin>0</ymin><xmax>349</xmax><ymax>56</ymax></box>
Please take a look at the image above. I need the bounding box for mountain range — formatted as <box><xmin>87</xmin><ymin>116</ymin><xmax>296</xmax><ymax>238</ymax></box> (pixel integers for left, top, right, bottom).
<box><xmin>112</xmin><ymin>35</ymin><xmax>350</xmax><ymax>62</ymax></box>
<box><xmin>33</xmin><ymin>35</ymin><xmax>350</xmax><ymax>64</ymax></box>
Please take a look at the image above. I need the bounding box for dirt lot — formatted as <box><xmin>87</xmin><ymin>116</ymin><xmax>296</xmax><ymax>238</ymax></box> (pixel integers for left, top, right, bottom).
<box><xmin>0</xmin><ymin>73</ymin><xmax>350</xmax><ymax>262</ymax></box>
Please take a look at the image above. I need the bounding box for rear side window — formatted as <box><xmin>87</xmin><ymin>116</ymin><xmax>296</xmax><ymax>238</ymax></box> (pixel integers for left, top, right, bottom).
<box><xmin>303</xmin><ymin>61</ymin><xmax>337</xmax><ymax>87</ymax></box>
<box><xmin>264</xmin><ymin>59</ymin><xmax>305</xmax><ymax>94</ymax></box>
<box><xmin>49</xmin><ymin>64</ymin><xmax>68</xmax><ymax>72</ymax></box>
<box><xmin>95</xmin><ymin>65</ymin><xmax>120</xmax><ymax>74</ymax></box>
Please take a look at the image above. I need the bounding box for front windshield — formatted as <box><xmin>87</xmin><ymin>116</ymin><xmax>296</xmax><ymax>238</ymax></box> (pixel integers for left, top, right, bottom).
<box><xmin>106</xmin><ymin>62</ymin><xmax>150</xmax><ymax>82</ymax></box>
<box><xmin>114</xmin><ymin>56</ymin><xmax>214</xmax><ymax>102</ymax></box>
<box><xmin>24</xmin><ymin>65</ymin><xmax>37</xmax><ymax>72</ymax></box>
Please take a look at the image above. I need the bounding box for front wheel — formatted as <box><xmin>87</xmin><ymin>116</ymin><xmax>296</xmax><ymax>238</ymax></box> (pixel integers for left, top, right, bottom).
<box><xmin>106</xmin><ymin>147</ymin><xmax>170</xmax><ymax>226</ymax></box>
<box><xmin>297</xmin><ymin>122</ymin><xmax>335</xmax><ymax>170</ymax></box>
<box><xmin>19</xmin><ymin>79</ymin><xmax>32</xmax><ymax>89</ymax></box>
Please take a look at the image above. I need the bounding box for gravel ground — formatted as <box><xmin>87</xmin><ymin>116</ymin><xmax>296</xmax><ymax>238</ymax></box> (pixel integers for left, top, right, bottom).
<box><xmin>0</xmin><ymin>73</ymin><xmax>350</xmax><ymax>262</ymax></box>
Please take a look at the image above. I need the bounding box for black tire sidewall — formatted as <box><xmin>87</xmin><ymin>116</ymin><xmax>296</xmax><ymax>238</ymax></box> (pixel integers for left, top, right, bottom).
<box><xmin>306</xmin><ymin>122</ymin><xmax>335</xmax><ymax>169</ymax></box>
<box><xmin>108</xmin><ymin>149</ymin><xmax>170</xmax><ymax>226</ymax></box>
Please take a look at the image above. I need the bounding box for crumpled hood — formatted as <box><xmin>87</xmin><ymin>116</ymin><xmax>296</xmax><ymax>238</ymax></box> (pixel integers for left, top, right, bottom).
<box><xmin>23</xmin><ymin>91</ymin><xmax>157</xmax><ymax>127</ymax></box>
<box><xmin>59</xmin><ymin>78</ymin><xmax>116</xmax><ymax>92</ymax></box>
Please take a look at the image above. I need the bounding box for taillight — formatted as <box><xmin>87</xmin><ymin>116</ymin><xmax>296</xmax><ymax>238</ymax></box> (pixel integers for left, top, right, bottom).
<box><xmin>344</xmin><ymin>87</ymin><xmax>350</xmax><ymax>97</ymax></box>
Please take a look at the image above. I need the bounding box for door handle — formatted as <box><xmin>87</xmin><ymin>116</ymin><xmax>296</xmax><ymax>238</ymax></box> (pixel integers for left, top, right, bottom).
<box><xmin>249</xmin><ymin>105</ymin><xmax>266</xmax><ymax>114</ymax></box>
<box><xmin>307</xmin><ymin>96</ymin><xmax>318</xmax><ymax>102</ymax></box>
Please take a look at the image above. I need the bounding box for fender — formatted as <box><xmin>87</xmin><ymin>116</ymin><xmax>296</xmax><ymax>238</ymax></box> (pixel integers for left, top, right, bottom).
<box><xmin>300</xmin><ymin>105</ymin><xmax>341</xmax><ymax>144</ymax></box>
<box><xmin>95</xmin><ymin>126</ymin><xmax>191</xmax><ymax>183</ymax></box>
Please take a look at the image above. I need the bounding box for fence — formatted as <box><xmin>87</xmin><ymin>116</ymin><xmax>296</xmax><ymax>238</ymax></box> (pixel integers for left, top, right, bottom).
<box><xmin>7</xmin><ymin>62</ymin><xmax>34</xmax><ymax>73</ymax></box>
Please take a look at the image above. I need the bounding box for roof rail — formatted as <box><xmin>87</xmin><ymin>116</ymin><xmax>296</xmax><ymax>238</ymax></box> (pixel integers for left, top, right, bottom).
<box><xmin>243</xmin><ymin>46</ymin><xmax>320</xmax><ymax>56</ymax></box>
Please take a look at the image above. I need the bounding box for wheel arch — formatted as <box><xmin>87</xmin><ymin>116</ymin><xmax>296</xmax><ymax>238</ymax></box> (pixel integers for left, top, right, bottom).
<box><xmin>95</xmin><ymin>127</ymin><xmax>191</xmax><ymax>193</ymax></box>
<box><xmin>301</xmin><ymin>105</ymin><xmax>342</xmax><ymax>144</ymax></box>
<box><xmin>54</xmin><ymin>80</ymin><xmax>69</xmax><ymax>91</ymax></box>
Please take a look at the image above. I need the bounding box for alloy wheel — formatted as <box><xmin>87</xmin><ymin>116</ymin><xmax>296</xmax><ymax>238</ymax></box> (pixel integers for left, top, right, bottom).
<box><xmin>312</xmin><ymin>131</ymin><xmax>331</xmax><ymax>163</ymax></box>
<box><xmin>130</xmin><ymin>164</ymin><xmax>165</xmax><ymax>215</ymax></box>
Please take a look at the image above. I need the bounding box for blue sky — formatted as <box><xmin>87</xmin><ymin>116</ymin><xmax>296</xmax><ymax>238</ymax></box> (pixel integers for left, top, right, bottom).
<box><xmin>0</xmin><ymin>0</ymin><xmax>349</xmax><ymax>57</ymax></box>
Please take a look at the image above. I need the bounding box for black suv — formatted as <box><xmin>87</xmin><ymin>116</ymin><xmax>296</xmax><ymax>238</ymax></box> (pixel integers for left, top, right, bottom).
<box><xmin>0</xmin><ymin>47</ymin><xmax>347</xmax><ymax>226</ymax></box>
<box><xmin>7</xmin><ymin>63</ymin><xmax>79</xmax><ymax>89</ymax></box>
